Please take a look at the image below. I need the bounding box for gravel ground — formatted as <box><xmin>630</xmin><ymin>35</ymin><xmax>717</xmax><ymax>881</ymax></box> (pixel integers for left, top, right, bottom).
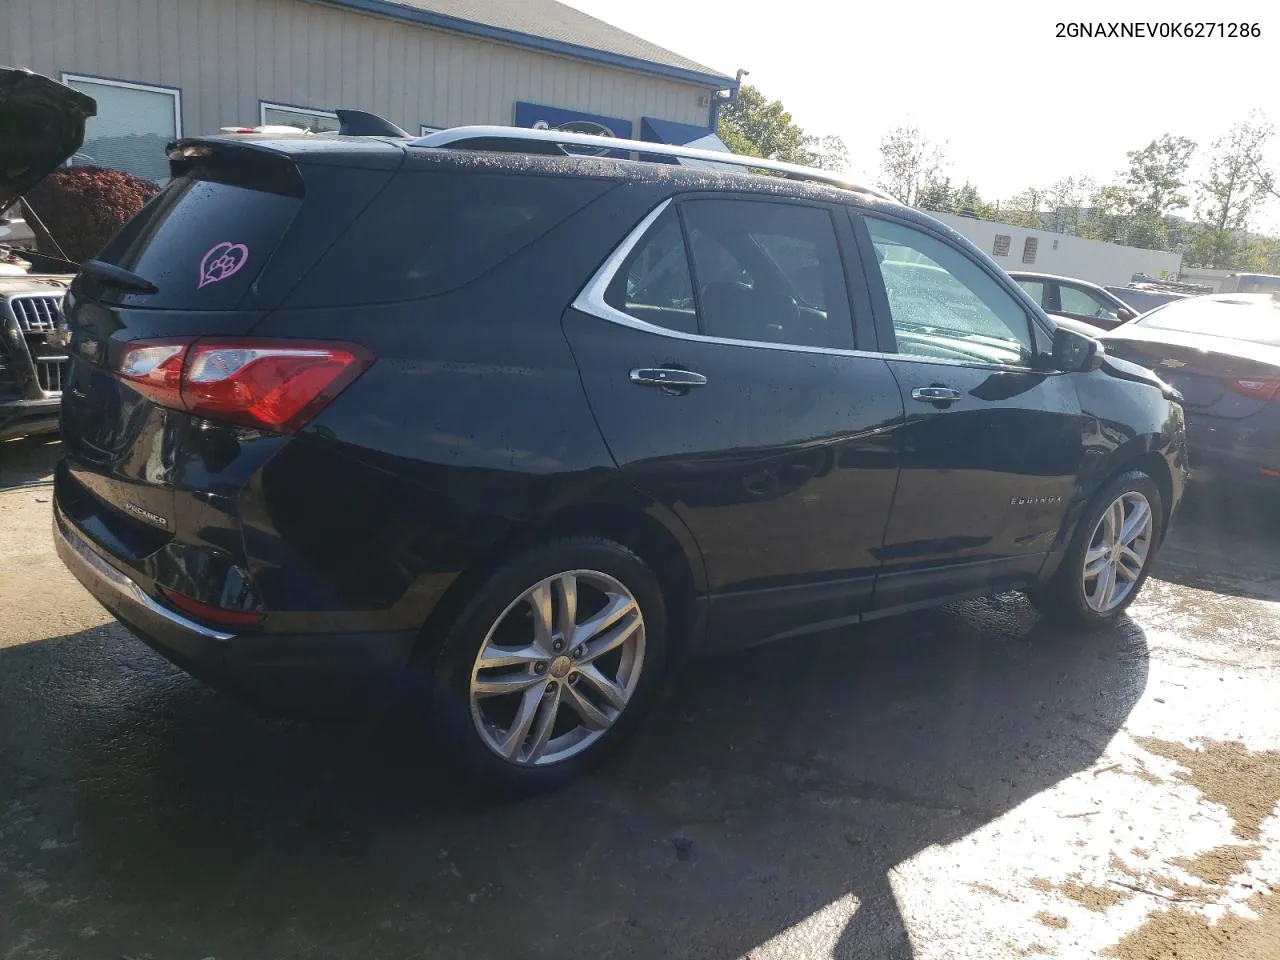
<box><xmin>2</xmin><ymin>434</ymin><xmax>1278</xmax><ymax>959</ymax></box>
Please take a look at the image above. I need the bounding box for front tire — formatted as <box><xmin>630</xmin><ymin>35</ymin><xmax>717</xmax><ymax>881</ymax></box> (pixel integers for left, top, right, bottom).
<box><xmin>1033</xmin><ymin>470</ymin><xmax>1163</xmax><ymax>627</ymax></box>
<box><xmin>426</xmin><ymin>537</ymin><xmax>667</xmax><ymax>791</ymax></box>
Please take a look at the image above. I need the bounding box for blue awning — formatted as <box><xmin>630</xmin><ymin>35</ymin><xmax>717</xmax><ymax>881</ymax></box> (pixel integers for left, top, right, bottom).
<box><xmin>640</xmin><ymin>117</ymin><xmax>721</xmax><ymax>147</ymax></box>
<box><xmin>639</xmin><ymin>117</ymin><xmax>735</xmax><ymax>171</ymax></box>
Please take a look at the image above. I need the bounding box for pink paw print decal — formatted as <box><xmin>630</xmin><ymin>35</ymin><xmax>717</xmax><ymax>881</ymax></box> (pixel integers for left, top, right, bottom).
<box><xmin>198</xmin><ymin>241</ymin><xmax>250</xmax><ymax>288</ymax></box>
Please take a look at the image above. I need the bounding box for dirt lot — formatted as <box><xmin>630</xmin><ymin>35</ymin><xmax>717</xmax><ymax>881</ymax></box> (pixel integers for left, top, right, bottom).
<box><xmin>2</xmin><ymin>434</ymin><xmax>1279</xmax><ymax>959</ymax></box>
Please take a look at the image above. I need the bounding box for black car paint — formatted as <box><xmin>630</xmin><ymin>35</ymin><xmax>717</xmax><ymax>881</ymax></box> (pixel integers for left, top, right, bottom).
<box><xmin>0</xmin><ymin>68</ymin><xmax>97</xmax><ymax>212</ymax></box>
<box><xmin>55</xmin><ymin>139</ymin><xmax>1186</xmax><ymax>705</ymax></box>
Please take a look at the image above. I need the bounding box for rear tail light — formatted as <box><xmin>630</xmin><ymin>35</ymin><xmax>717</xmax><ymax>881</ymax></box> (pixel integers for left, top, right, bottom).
<box><xmin>158</xmin><ymin>586</ymin><xmax>264</xmax><ymax>629</ymax></box>
<box><xmin>1231</xmin><ymin>379</ymin><xmax>1280</xmax><ymax>401</ymax></box>
<box><xmin>116</xmin><ymin>338</ymin><xmax>372</xmax><ymax>433</ymax></box>
<box><xmin>117</xmin><ymin>341</ymin><xmax>188</xmax><ymax>408</ymax></box>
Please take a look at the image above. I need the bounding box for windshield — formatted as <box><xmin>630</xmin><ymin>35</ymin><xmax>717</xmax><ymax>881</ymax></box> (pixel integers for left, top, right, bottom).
<box><xmin>1136</xmin><ymin>295</ymin><xmax>1280</xmax><ymax>345</ymax></box>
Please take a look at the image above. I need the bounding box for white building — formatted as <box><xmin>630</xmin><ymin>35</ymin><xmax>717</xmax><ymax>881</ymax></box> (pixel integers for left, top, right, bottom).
<box><xmin>931</xmin><ymin>213</ymin><xmax>1183</xmax><ymax>288</ymax></box>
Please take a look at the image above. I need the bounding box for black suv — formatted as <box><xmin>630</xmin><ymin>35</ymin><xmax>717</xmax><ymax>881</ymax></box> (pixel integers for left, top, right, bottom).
<box><xmin>47</xmin><ymin>118</ymin><xmax>1187</xmax><ymax>787</ymax></box>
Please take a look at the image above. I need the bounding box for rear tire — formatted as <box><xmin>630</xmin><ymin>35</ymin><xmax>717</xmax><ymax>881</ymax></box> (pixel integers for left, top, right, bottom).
<box><xmin>424</xmin><ymin>537</ymin><xmax>667</xmax><ymax>792</ymax></box>
<box><xmin>1032</xmin><ymin>470</ymin><xmax>1163</xmax><ymax>628</ymax></box>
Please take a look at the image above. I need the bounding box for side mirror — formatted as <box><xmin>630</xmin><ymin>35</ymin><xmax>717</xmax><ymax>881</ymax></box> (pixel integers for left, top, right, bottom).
<box><xmin>1116</xmin><ymin>307</ymin><xmax>1135</xmax><ymax>323</ymax></box>
<box><xmin>1053</xmin><ymin>326</ymin><xmax>1105</xmax><ymax>373</ymax></box>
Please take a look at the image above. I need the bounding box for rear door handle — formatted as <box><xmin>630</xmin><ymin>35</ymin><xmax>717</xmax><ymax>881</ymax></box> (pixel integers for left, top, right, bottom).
<box><xmin>629</xmin><ymin>368</ymin><xmax>708</xmax><ymax>391</ymax></box>
<box><xmin>910</xmin><ymin>386</ymin><xmax>962</xmax><ymax>405</ymax></box>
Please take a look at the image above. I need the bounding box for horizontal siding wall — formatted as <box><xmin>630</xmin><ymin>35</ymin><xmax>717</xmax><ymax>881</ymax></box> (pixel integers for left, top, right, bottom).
<box><xmin>3</xmin><ymin>0</ymin><xmax>711</xmax><ymax>137</ymax></box>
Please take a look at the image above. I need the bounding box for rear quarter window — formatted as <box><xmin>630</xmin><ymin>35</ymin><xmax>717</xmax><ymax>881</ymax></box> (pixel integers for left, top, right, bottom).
<box><xmin>288</xmin><ymin>170</ymin><xmax>612</xmax><ymax>306</ymax></box>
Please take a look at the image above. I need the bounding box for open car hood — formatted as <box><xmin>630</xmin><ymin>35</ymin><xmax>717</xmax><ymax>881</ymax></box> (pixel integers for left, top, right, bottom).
<box><xmin>0</xmin><ymin>67</ymin><xmax>96</xmax><ymax>213</ymax></box>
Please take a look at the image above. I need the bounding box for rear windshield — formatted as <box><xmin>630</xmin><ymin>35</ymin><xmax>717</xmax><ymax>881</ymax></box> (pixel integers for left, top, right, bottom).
<box><xmin>286</xmin><ymin>170</ymin><xmax>611</xmax><ymax>306</ymax></box>
<box><xmin>96</xmin><ymin>163</ymin><xmax>303</xmax><ymax>309</ymax></box>
<box><xmin>1136</xmin><ymin>296</ymin><xmax>1280</xmax><ymax>346</ymax></box>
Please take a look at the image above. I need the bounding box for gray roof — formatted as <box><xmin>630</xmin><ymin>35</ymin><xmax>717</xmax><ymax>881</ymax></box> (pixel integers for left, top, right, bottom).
<box><xmin>329</xmin><ymin>0</ymin><xmax>732</xmax><ymax>84</ymax></box>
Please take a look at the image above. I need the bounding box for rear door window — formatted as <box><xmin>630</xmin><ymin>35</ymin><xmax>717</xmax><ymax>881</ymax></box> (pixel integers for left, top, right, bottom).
<box><xmin>291</xmin><ymin>170</ymin><xmax>611</xmax><ymax>306</ymax></box>
<box><xmin>681</xmin><ymin>199</ymin><xmax>855</xmax><ymax>350</ymax></box>
<box><xmin>95</xmin><ymin>165</ymin><xmax>303</xmax><ymax>309</ymax></box>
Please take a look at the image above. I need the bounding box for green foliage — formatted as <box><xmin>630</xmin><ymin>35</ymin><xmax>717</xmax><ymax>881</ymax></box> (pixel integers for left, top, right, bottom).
<box><xmin>803</xmin><ymin>134</ymin><xmax>849</xmax><ymax>172</ymax></box>
<box><xmin>1125</xmin><ymin>135</ymin><xmax>1196</xmax><ymax>215</ymax></box>
<box><xmin>1078</xmin><ymin>184</ymin><xmax>1137</xmax><ymax>244</ymax></box>
<box><xmin>1187</xmin><ymin>115</ymin><xmax>1273</xmax><ymax>268</ymax></box>
<box><xmin>876</xmin><ymin>125</ymin><xmax>948</xmax><ymax>206</ymax></box>
<box><xmin>717</xmin><ymin>84</ymin><xmax>818</xmax><ymax>165</ymax></box>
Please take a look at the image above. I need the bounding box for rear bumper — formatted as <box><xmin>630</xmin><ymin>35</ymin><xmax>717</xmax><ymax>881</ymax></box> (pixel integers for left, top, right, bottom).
<box><xmin>0</xmin><ymin>396</ymin><xmax>60</xmax><ymax>440</ymax></box>
<box><xmin>54</xmin><ymin>502</ymin><xmax>419</xmax><ymax>712</ymax></box>
<box><xmin>1185</xmin><ymin>420</ymin><xmax>1280</xmax><ymax>490</ymax></box>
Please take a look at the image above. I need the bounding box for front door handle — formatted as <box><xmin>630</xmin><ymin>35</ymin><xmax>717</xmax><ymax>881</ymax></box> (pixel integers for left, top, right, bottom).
<box><xmin>630</xmin><ymin>368</ymin><xmax>708</xmax><ymax>393</ymax></box>
<box><xmin>910</xmin><ymin>386</ymin><xmax>963</xmax><ymax>405</ymax></box>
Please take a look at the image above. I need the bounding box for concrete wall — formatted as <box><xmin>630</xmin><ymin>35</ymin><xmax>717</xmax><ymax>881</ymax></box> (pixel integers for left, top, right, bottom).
<box><xmin>1</xmin><ymin>0</ymin><xmax>712</xmax><ymax>137</ymax></box>
<box><xmin>931</xmin><ymin>213</ymin><xmax>1182</xmax><ymax>288</ymax></box>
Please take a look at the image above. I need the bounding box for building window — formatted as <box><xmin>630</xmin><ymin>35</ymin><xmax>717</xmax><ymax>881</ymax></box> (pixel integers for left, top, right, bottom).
<box><xmin>259</xmin><ymin>101</ymin><xmax>340</xmax><ymax>133</ymax></box>
<box><xmin>1022</xmin><ymin>237</ymin><xmax>1039</xmax><ymax>264</ymax></box>
<box><xmin>61</xmin><ymin>74</ymin><xmax>181</xmax><ymax>184</ymax></box>
<box><xmin>420</xmin><ymin>124</ymin><xmax>443</xmax><ymax>136</ymax></box>
<box><xmin>992</xmin><ymin>234</ymin><xmax>1011</xmax><ymax>257</ymax></box>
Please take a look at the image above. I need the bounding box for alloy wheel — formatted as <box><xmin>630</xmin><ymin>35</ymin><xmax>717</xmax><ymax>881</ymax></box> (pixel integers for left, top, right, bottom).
<box><xmin>1082</xmin><ymin>491</ymin><xmax>1154</xmax><ymax>613</ymax></box>
<box><xmin>469</xmin><ymin>569</ymin><xmax>645</xmax><ymax>766</ymax></box>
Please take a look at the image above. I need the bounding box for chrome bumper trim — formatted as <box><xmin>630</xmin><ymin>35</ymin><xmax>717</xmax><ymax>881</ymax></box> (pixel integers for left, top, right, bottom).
<box><xmin>53</xmin><ymin>507</ymin><xmax>236</xmax><ymax>642</ymax></box>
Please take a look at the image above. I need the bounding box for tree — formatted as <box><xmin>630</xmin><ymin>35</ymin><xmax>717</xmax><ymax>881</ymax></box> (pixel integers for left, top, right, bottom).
<box><xmin>1188</xmin><ymin>115</ymin><xmax>1273</xmax><ymax>268</ymax></box>
<box><xmin>1078</xmin><ymin>184</ymin><xmax>1138</xmax><ymax>244</ymax></box>
<box><xmin>875</xmin><ymin>125</ymin><xmax>948</xmax><ymax>207</ymax></box>
<box><xmin>952</xmin><ymin>182</ymin><xmax>998</xmax><ymax>220</ymax></box>
<box><xmin>1042</xmin><ymin>176</ymin><xmax>1096</xmax><ymax>233</ymax></box>
<box><xmin>916</xmin><ymin>176</ymin><xmax>956</xmax><ymax>213</ymax></box>
<box><xmin>716</xmin><ymin>84</ymin><xmax>811</xmax><ymax>165</ymax></box>
<box><xmin>25</xmin><ymin>166</ymin><xmax>160</xmax><ymax>264</ymax></box>
<box><xmin>803</xmin><ymin>134</ymin><xmax>849</xmax><ymax>172</ymax></box>
<box><xmin>1243</xmin><ymin>234</ymin><xmax>1280</xmax><ymax>274</ymax></box>
<box><xmin>1125</xmin><ymin>135</ymin><xmax>1197</xmax><ymax>216</ymax></box>
<box><xmin>998</xmin><ymin>186</ymin><xmax>1048</xmax><ymax>229</ymax></box>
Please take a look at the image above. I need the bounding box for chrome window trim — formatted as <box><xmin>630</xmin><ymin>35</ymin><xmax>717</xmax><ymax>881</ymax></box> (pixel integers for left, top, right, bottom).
<box><xmin>571</xmin><ymin>200</ymin><xmax>1043</xmax><ymax>375</ymax></box>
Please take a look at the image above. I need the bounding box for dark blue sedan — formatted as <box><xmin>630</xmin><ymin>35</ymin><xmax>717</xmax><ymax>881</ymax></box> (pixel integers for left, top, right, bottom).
<box><xmin>1103</xmin><ymin>293</ymin><xmax>1280</xmax><ymax>490</ymax></box>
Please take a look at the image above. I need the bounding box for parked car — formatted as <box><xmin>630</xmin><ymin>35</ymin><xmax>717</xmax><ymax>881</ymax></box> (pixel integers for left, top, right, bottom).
<box><xmin>1008</xmin><ymin>271</ymin><xmax>1140</xmax><ymax>331</ymax></box>
<box><xmin>1218</xmin><ymin>272</ymin><xmax>1280</xmax><ymax>295</ymax></box>
<box><xmin>1106</xmin><ymin>283</ymin><xmax>1193</xmax><ymax>314</ymax></box>
<box><xmin>0</xmin><ymin>201</ymin><xmax>36</xmax><ymax>250</ymax></box>
<box><xmin>44</xmin><ymin>106</ymin><xmax>1187</xmax><ymax>787</ymax></box>
<box><xmin>1101</xmin><ymin>293</ymin><xmax>1280</xmax><ymax>490</ymax></box>
<box><xmin>0</xmin><ymin>68</ymin><xmax>93</xmax><ymax>440</ymax></box>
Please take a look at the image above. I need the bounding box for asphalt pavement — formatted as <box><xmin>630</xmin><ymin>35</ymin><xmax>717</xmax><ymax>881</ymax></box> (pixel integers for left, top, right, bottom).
<box><xmin>2</xmin><ymin>435</ymin><xmax>1277</xmax><ymax>959</ymax></box>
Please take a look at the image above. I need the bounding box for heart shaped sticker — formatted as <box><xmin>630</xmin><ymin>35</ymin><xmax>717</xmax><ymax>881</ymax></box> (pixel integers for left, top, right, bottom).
<box><xmin>198</xmin><ymin>241</ymin><xmax>250</xmax><ymax>289</ymax></box>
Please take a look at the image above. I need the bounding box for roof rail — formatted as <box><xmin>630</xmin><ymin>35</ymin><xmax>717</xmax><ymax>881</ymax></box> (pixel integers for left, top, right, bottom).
<box><xmin>412</xmin><ymin>125</ymin><xmax>894</xmax><ymax>202</ymax></box>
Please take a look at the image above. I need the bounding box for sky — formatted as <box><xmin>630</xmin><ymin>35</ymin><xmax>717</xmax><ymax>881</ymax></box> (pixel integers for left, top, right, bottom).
<box><xmin>562</xmin><ymin>0</ymin><xmax>1280</xmax><ymax>225</ymax></box>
